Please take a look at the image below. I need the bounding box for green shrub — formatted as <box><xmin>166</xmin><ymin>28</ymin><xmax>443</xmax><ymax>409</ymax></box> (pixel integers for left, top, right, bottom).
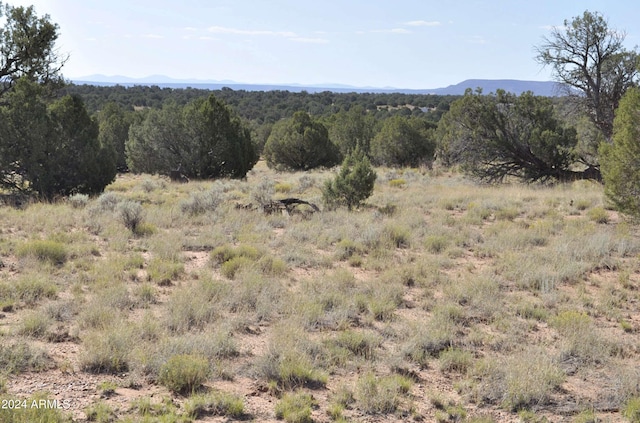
<box><xmin>502</xmin><ymin>350</ymin><xmax>564</xmax><ymax>411</ymax></box>
<box><xmin>256</xmin><ymin>327</ymin><xmax>328</xmax><ymax>390</ymax></box>
<box><xmin>389</xmin><ymin>178</ymin><xmax>407</xmax><ymax>188</ymax></box>
<box><xmin>572</xmin><ymin>409</ymin><xmax>598</xmax><ymax>423</ymax></box>
<box><xmin>624</xmin><ymin>397</ymin><xmax>640</xmax><ymax>422</ymax></box>
<box><xmin>574</xmin><ymin>198</ymin><xmax>592</xmax><ymax>211</ymax></box>
<box><xmin>257</xmin><ymin>255</ymin><xmax>288</xmax><ymax>276</ymax></box>
<box><xmin>221</xmin><ymin>256</ymin><xmax>253</xmax><ymax>279</ymax></box>
<box><xmin>184</xmin><ymin>390</ymin><xmax>244</xmax><ymax>419</ymax></box>
<box><xmin>495</xmin><ymin>206</ymin><xmax>520</xmax><ymax>221</ymax></box>
<box><xmin>264</xmin><ymin>111</ymin><xmax>340</xmax><ymax>171</ymax></box>
<box><xmin>158</xmin><ymin>354</ymin><xmax>210</xmax><ymax>394</ymax></box>
<box><xmin>16</xmin><ymin>240</ymin><xmax>67</xmax><ymax>265</ymax></box>
<box><xmin>322</xmin><ymin>147</ymin><xmax>376</xmax><ymax>210</ymax></box>
<box><xmin>587</xmin><ymin>206</ymin><xmax>609</xmax><ymax>223</ymax></box>
<box><xmin>275</xmin><ymin>391</ymin><xmax>316</xmax><ymax>423</ymax></box>
<box><xmin>275</xmin><ymin>182</ymin><xmax>294</xmax><ymax>193</ymax></box>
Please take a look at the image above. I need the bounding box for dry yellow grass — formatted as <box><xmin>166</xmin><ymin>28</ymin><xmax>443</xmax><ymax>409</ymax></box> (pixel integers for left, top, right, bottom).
<box><xmin>1</xmin><ymin>163</ymin><xmax>639</xmax><ymax>422</ymax></box>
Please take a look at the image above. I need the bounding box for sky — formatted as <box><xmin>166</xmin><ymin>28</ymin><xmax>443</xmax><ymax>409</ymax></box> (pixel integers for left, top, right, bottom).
<box><xmin>5</xmin><ymin>0</ymin><xmax>640</xmax><ymax>89</ymax></box>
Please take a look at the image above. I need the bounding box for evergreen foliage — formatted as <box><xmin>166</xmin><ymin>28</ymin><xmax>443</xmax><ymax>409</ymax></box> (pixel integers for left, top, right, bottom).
<box><xmin>437</xmin><ymin>89</ymin><xmax>578</xmax><ymax>182</ymax></box>
<box><xmin>0</xmin><ymin>79</ymin><xmax>116</xmax><ymax>199</ymax></box>
<box><xmin>322</xmin><ymin>147</ymin><xmax>377</xmax><ymax>210</ymax></box>
<box><xmin>371</xmin><ymin>115</ymin><xmax>436</xmax><ymax>167</ymax></box>
<box><xmin>126</xmin><ymin>94</ymin><xmax>258</xmax><ymax>179</ymax></box>
<box><xmin>264</xmin><ymin>111</ymin><xmax>340</xmax><ymax>171</ymax></box>
<box><xmin>600</xmin><ymin>87</ymin><xmax>640</xmax><ymax>217</ymax></box>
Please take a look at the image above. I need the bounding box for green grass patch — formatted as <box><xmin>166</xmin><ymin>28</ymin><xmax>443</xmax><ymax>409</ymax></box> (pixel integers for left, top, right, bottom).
<box><xmin>275</xmin><ymin>391</ymin><xmax>316</xmax><ymax>423</ymax></box>
<box><xmin>158</xmin><ymin>354</ymin><xmax>210</xmax><ymax>395</ymax></box>
<box><xmin>16</xmin><ymin>240</ymin><xmax>67</xmax><ymax>265</ymax></box>
<box><xmin>587</xmin><ymin>206</ymin><xmax>609</xmax><ymax>224</ymax></box>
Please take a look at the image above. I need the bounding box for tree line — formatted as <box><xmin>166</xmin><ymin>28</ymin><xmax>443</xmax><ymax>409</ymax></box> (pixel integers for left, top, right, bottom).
<box><xmin>2</xmin><ymin>4</ymin><xmax>640</xmax><ymax>217</ymax></box>
<box><xmin>61</xmin><ymin>84</ymin><xmax>456</xmax><ymax>124</ymax></box>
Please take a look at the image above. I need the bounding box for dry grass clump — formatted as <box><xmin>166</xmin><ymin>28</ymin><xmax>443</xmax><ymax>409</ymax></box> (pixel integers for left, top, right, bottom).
<box><xmin>184</xmin><ymin>390</ymin><xmax>245</xmax><ymax>419</ymax></box>
<box><xmin>16</xmin><ymin>239</ymin><xmax>67</xmax><ymax>265</ymax></box>
<box><xmin>16</xmin><ymin>310</ymin><xmax>51</xmax><ymax>338</ymax></box>
<box><xmin>179</xmin><ymin>185</ymin><xmax>223</xmax><ymax>216</ymax></box>
<box><xmin>225</xmin><ymin>270</ymin><xmax>285</xmax><ymax>321</ymax></box>
<box><xmin>464</xmin><ymin>348</ymin><xmax>564</xmax><ymax>411</ymax></box>
<box><xmin>551</xmin><ymin>310</ymin><xmax>613</xmax><ymax>365</ymax></box>
<box><xmin>403</xmin><ymin>313</ymin><xmax>458</xmax><ymax>368</ymax></box>
<box><xmin>80</xmin><ymin>324</ymin><xmax>137</xmax><ymax>374</ymax></box>
<box><xmin>164</xmin><ymin>282</ymin><xmax>219</xmax><ymax>333</ymax></box>
<box><xmin>255</xmin><ymin>322</ymin><xmax>328</xmax><ymax>390</ymax></box>
<box><xmin>4</xmin><ymin>272</ymin><xmax>58</xmax><ymax>306</ymax></box>
<box><xmin>0</xmin><ymin>341</ymin><xmax>50</xmax><ymax>374</ymax></box>
<box><xmin>354</xmin><ymin>371</ymin><xmax>413</xmax><ymax>415</ymax></box>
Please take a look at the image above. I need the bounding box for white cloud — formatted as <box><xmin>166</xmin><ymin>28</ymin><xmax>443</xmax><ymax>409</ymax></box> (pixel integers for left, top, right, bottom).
<box><xmin>208</xmin><ymin>26</ymin><xmax>297</xmax><ymax>38</ymax></box>
<box><xmin>289</xmin><ymin>37</ymin><xmax>329</xmax><ymax>44</ymax></box>
<box><xmin>371</xmin><ymin>28</ymin><xmax>411</xmax><ymax>34</ymax></box>
<box><xmin>142</xmin><ymin>33</ymin><xmax>164</xmax><ymax>39</ymax></box>
<box><xmin>467</xmin><ymin>35</ymin><xmax>486</xmax><ymax>44</ymax></box>
<box><xmin>404</xmin><ymin>20</ymin><xmax>441</xmax><ymax>27</ymax></box>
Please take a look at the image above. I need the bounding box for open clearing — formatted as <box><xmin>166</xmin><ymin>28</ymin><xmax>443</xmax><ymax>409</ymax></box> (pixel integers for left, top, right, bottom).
<box><xmin>1</xmin><ymin>161</ymin><xmax>639</xmax><ymax>422</ymax></box>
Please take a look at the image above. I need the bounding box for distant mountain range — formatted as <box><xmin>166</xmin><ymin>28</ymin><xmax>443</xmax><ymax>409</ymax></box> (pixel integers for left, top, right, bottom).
<box><xmin>71</xmin><ymin>75</ymin><xmax>566</xmax><ymax>96</ymax></box>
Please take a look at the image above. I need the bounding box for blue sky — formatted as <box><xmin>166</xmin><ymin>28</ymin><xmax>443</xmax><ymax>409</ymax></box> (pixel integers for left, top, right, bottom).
<box><xmin>7</xmin><ymin>0</ymin><xmax>640</xmax><ymax>89</ymax></box>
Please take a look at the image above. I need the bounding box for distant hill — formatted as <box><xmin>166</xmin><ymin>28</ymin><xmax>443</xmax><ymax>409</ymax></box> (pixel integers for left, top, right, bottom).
<box><xmin>425</xmin><ymin>79</ymin><xmax>566</xmax><ymax>96</ymax></box>
<box><xmin>71</xmin><ymin>75</ymin><xmax>566</xmax><ymax>96</ymax></box>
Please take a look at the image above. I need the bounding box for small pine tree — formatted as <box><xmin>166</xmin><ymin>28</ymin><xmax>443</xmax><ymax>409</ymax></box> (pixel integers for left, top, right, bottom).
<box><xmin>322</xmin><ymin>147</ymin><xmax>376</xmax><ymax>210</ymax></box>
<box><xmin>600</xmin><ymin>87</ymin><xmax>640</xmax><ymax>218</ymax></box>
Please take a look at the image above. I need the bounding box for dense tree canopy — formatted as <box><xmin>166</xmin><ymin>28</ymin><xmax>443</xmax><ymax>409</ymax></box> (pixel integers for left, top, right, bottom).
<box><xmin>0</xmin><ymin>79</ymin><xmax>116</xmax><ymax>199</ymax></box>
<box><xmin>536</xmin><ymin>10</ymin><xmax>639</xmax><ymax>140</ymax></box>
<box><xmin>325</xmin><ymin>106</ymin><xmax>377</xmax><ymax>156</ymax></box>
<box><xmin>126</xmin><ymin>94</ymin><xmax>257</xmax><ymax>179</ymax></box>
<box><xmin>0</xmin><ymin>2</ymin><xmax>65</xmax><ymax>96</ymax></box>
<box><xmin>370</xmin><ymin>115</ymin><xmax>436</xmax><ymax>167</ymax></box>
<box><xmin>263</xmin><ymin>111</ymin><xmax>340</xmax><ymax>171</ymax></box>
<box><xmin>96</xmin><ymin>102</ymin><xmax>134</xmax><ymax>172</ymax></box>
<box><xmin>437</xmin><ymin>89</ymin><xmax>580</xmax><ymax>182</ymax></box>
<box><xmin>600</xmin><ymin>87</ymin><xmax>640</xmax><ymax>217</ymax></box>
